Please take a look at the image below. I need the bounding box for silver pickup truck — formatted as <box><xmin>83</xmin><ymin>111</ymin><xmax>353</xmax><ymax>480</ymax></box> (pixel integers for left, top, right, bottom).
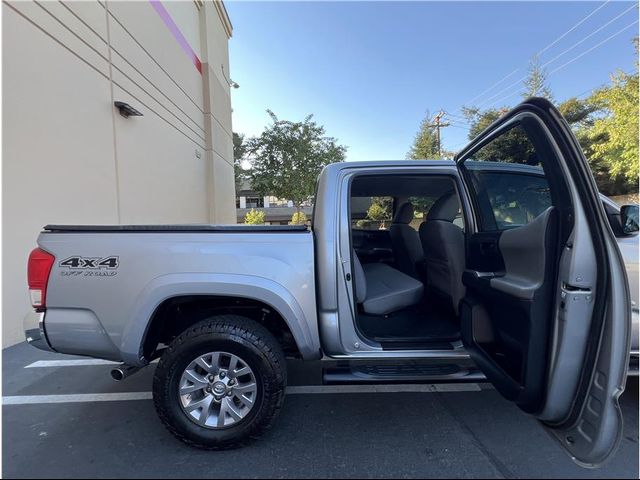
<box><xmin>24</xmin><ymin>99</ymin><xmax>636</xmax><ymax>467</ymax></box>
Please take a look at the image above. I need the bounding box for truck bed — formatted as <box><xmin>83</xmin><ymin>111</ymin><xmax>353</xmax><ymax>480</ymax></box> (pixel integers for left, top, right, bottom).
<box><xmin>43</xmin><ymin>224</ymin><xmax>308</xmax><ymax>233</ymax></box>
<box><xmin>36</xmin><ymin>225</ymin><xmax>318</xmax><ymax>365</ymax></box>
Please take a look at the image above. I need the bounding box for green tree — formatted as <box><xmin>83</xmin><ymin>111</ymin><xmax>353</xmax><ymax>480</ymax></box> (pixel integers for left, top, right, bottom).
<box><xmin>247</xmin><ymin>111</ymin><xmax>347</xmax><ymax>215</ymax></box>
<box><xmin>459</xmin><ymin>38</ymin><xmax>638</xmax><ymax>194</ymax></box>
<box><xmin>462</xmin><ymin>106</ymin><xmax>504</xmax><ymax>139</ymax></box>
<box><xmin>523</xmin><ymin>56</ymin><xmax>554</xmax><ymax>100</ymax></box>
<box><xmin>462</xmin><ymin>107</ymin><xmax>535</xmax><ymax>164</ymax></box>
<box><xmin>366</xmin><ymin>202</ymin><xmax>391</xmax><ymax>229</ymax></box>
<box><xmin>233</xmin><ymin>132</ymin><xmax>248</xmax><ymax>191</ymax></box>
<box><xmin>558</xmin><ymin>97</ymin><xmax>599</xmax><ymax>126</ymax></box>
<box><xmin>290</xmin><ymin>211</ymin><xmax>307</xmax><ymax>225</ymax></box>
<box><xmin>409</xmin><ymin>196</ymin><xmax>436</xmax><ymax>217</ymax></box>
<box><xmin>244</xmin><ymin>208</ymin><xmax>265</xmax><ymax>225</ymax></box>
<box><xmin>407</xmin><ymin>112</ymin><xmax>440</xmax><ymax>159</ymax></box>
<box><xmin>586</xmin><ymin>70</ymin><xmax>639</xmax><ymax>192</ymax></box>
<box><xmin>371</xmin><ymin>196</ymin><xmax>393</xmax><ymax>218</ymax></box>
<box><xmin>557</xmin><ymin>97</ymin><xmax>625</xmax><ymax>194</ymax></box>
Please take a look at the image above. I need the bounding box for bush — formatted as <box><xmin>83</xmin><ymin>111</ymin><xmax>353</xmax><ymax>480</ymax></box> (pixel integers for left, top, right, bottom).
<box><xmin>366</xmin><ymin>202</ymin><xmax>390</xmax><ymax>229</ymax></box>
<box><xmin>244</xmin><ymin>208</ymin><xmax>265</xmax><ymax>225</ymax></box>
<box><xmin>290</xmin><ymin>211</ymin><xmax>307</xmax><ymax>225</ymax></box>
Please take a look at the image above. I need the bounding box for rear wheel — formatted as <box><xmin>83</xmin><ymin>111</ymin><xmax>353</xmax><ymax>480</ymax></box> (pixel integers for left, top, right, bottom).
<box><xmin>153</xmin><ymin>315</ymin><xmax>287</xmax><ymax>449</ymax></box>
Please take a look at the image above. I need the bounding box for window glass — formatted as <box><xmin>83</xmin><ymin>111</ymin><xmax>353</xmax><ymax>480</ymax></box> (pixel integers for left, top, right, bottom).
<box><xmin>245</xmin><ymin>196</ymin><xmax>264</xmax><ymax>208</ymax></box>
<box><xmin>479</xmin><ymin>173</ymin><xmax>551</xmax><ymax>230</ymax></box>
<box><xmin>351</xmin><ymin>196</ymin><xmax>393</xmax><ymax>230</ymax></box>
<box><xmin>407</xmin><ymin>197</ymin><xmax>436</xmax><ymax>230</ymax></box>
<box><xmin>466</xmin><ymin>123</ymin><xmax>551</xmax><ymax>231</ymax></box>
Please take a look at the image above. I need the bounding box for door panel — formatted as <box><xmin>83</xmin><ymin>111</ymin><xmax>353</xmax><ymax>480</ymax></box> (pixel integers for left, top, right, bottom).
<box><xmin>466</xmin><ymin>232</ymin><xmax>504</xmax><ymax>273</ymax></box>
<box><xmin>351</xmin><ymin>228</ymin><xmax>394</xmax><ymax>264</ymax></box>
<box><xmin>491</xmin><ymin>208</ymin><xmax>556</xmax><ymax>300</ymax></box>
<box><xmin>462</xmin><ymin>207</ymin><xmax>558</xmax><ymax>412</ymax></box>
<box><xmin>456</xmin><ymin>97</ymin><xmax>630</xmax><ymax>467</ymax></box>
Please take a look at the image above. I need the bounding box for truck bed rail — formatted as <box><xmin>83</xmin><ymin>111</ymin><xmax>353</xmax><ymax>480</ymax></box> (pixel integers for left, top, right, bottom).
<box><xmin>43</xmin><ymin>224</ymin><xmax>309</xmax><ymax>233</ymax></box>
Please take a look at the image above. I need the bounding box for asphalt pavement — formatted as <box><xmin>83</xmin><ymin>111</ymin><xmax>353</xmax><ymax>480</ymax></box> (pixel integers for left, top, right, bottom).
<box><xmin>3</xmin><ymin>342</ymin><xmax>638</xmax><ymax>479</ymax></box>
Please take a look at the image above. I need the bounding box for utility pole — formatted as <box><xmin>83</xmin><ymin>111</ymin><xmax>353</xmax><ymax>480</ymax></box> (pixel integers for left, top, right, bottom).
<box><xmin>429</xmin><ymin>110</ymin><xmax>451</xmax><ymax>157</ymax></box>
<box><xmin>430</xmin><ymin>111</ymin><xmax>450</xmax><ymax>158</ymax></box>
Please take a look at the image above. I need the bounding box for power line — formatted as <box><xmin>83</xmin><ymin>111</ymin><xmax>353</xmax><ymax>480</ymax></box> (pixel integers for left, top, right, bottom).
<box><xmin>475</xmin><ymin>74</ymin><xmax>527</xmax><ymax>108</ymax></box>
<box><xmin>445</xmin><ymin>119</ymin><xmax>472</xmax><ymax>128</ymax></box>
<box><xmin>536</xmin><ymin>0</ymin><xmax>612</xmax><ymax>57</ymax></box>
<box><xmin>445</xmin><ymin>112</ymin><xmax>472</xmax><ymax>123</ymax></box>
<box><xmin>464</xmin><ymin>68</ymin><xmax>521</xmax><ymax>105</ymax></box>
<box><xmin>541</xmin><ymin>3</ymin><xmax>638</xmax><ymax>69</ymax></box>
<box><xmin>549</xmin><ymin>19</ymin><xmax>638</xmax><ymax>74</ymax></box>
<box><xmin>482</xmin><ymin>18</ymin><xmax>638</xmax><ymax>109</ymax></box>
<box><xmin>463</xmin><ymin>0</ymin><xmax>613</xmax><ymax>108</ymax></box>
<box><xmin>444</xmin><ymin>110</ymin><xmax>466</xmax><ymax>119</ymax></box>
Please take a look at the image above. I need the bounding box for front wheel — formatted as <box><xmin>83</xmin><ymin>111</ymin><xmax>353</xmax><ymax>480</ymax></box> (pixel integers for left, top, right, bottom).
<box><xmin>153</xmin><ymin>315</ymin><xmax>287</xmax><ymax>449</ymax></box>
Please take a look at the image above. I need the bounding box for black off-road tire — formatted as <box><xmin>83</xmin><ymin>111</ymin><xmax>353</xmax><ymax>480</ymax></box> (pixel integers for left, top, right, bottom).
<box><xmin>152</xmin><ymin>315</ymin><xmax>287</xmax><ymax>450</ymax></box>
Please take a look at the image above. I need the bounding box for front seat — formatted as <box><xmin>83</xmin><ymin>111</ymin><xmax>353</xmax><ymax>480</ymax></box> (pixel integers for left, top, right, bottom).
<box><xmin>419</xmin><ymin>192</ymin><xmax>465</xmax><ymax>315</ymax></box>
<box><xmin>389</xmin><ymin>202</ymin><xmax>424</xmax><ymax>278</ymax></box>
<box><xmin>353</xmin><ymin>252</ymin><xmax>423</xmax><ymax>315</ymax></box>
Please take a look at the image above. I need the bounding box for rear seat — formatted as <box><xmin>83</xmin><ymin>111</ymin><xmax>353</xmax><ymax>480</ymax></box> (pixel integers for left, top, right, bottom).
<box><xmin>353</xmin><ymin>252</ymin><xmax>424</xmax><ymax>315</ymax></box>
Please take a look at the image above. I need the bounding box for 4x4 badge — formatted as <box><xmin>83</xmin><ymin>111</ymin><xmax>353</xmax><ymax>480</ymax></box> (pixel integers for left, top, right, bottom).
<box><xmin>59</xmin><ymin>256</ymin><xmax>119</xmax><ymax>269</ymax></box>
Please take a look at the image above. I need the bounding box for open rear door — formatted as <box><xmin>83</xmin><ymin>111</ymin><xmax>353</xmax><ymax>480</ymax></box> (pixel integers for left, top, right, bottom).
<box><xmin>455</xmin><ymin>98</ymin><xmax>630</xmax><ymax>467</ymax></box>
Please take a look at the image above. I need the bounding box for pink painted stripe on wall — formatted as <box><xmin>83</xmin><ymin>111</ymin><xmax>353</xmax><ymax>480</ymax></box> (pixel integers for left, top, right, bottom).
<box><xmin>149</xmin><ymin>0</ymin><xmax>202</xmax><ymax>74</ymax></box>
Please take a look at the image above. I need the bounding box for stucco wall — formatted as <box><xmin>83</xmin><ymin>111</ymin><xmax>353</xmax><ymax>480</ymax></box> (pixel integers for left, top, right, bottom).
<box><xmin>2</xmin><ymin>0</ymin><xmax>235</xmax><ymax>346</ymax></box>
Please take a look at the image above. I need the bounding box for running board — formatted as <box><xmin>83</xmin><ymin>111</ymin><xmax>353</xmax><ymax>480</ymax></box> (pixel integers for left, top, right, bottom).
<box><xmin>323</xmin><ymin>363</ymin><xmax>486</xmax><ymax>385</ymax></box>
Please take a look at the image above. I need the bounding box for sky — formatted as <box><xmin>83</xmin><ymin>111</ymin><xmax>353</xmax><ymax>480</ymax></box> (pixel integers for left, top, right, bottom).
<box><xmin>225</xmin><ymin>1</ymin><xmax>639</xmax><ymax>161</ymax></box>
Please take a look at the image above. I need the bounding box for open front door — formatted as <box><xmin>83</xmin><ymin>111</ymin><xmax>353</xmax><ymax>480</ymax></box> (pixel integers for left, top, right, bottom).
<box><xmin>455</xmin><ymin>98</ymin><xmax>630</xmax><ymax>467</ymax></box>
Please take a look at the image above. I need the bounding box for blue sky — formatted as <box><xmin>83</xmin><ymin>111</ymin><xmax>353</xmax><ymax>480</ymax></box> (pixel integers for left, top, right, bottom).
<box><xmin>226</xmin><ymin>1</ymin><xmax>638</xmax><ymax>160</ymax></box>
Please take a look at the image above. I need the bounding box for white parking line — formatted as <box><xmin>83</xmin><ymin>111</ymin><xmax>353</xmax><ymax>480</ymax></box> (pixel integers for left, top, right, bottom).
<box><xmin>3</xmin><ymin>383</ymin><xmax>481</xmax><ymax>405</ymax></box>
<box><xmin>25</xmin><ymin>360</ymin><xmax>119</xmax><ymax>368</ymax></box>
<box><xmin>3</xmin><ymin>392</ymin><xmax>153</xmax><ymax>405</ymax></box>
<box><xmin>24</xmin><ymin>359</ymin><xmax>160</xmax><ymax>369</ymax></box>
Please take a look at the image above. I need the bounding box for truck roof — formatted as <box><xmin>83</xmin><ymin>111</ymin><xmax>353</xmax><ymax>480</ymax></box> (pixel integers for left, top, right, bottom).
<box><xmin>326</xmin><ymin>159</ymin><xmax>544</xmax><ymax>175</ymax></box>
<box><xmin>328</xmin><ymin>159</ymin><xmax>456</xmax><ymax>170</ymax></box>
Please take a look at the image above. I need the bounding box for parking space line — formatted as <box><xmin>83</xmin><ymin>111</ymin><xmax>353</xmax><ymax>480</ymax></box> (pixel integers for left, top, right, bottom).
<box><xmin>3</xmin><ymin>384</ymin><xmax>481</xmax><ymax>405</ymax></box>
<box><xmin>3</xmin><ymin>392</ymin><xmax>153</xmax><ymax>405</ymax></box>
<box><xmin>24</xmin><ymin>359</ymin><xmax>160</xmax><ymax>369</ymax></box>
<box><xmin>24</xmin><ymin>360</ymin><xmax>120</xmax><ymax>368</ymax></box>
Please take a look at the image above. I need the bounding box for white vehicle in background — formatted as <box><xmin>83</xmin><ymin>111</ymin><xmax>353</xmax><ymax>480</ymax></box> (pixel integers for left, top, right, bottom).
<box><xmin>601</xmin><ymin>197</ymin><xmax>639</xmax><ymax>372</ymax></box>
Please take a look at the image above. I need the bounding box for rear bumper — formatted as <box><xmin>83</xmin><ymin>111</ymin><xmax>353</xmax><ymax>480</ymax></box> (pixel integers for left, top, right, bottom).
<box><xmin>24</xmin><ymin>310</ymin><xmax>54</xmax><ymax>352</ymax></box>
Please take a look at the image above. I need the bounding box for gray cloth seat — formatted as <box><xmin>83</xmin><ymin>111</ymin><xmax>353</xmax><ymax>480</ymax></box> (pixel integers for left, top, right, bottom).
<box><xmin>353</xmin><ymin>252</ymin><xmax>424</xmax><ymax>315</ymax></box>
<box><xmin>389</xmin><ymin>202</ymin><xmax>424</xmax><ymax>278</ymax></box>
<box><xmin>419</xmin><ymin>192</ymin><xmax>465</xmax><ymax>315</ymax></box>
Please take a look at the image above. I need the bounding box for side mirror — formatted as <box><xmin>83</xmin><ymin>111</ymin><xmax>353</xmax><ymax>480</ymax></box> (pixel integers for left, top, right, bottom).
<box><xmin>620</xmin><ymin>204</ymin><xmax>639</xmax><ymax>234</ymax></box>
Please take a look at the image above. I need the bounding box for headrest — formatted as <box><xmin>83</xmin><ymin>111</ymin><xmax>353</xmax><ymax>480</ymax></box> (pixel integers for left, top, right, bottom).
<box><xmin>393</xmin><ymin>202</ymin><xmax>415</xmax><ymax>224</ymax></box>
<box><xmin>427</xmin><ymin>192</ymin><xmax>460</xmax><ymax>222</ymax></box>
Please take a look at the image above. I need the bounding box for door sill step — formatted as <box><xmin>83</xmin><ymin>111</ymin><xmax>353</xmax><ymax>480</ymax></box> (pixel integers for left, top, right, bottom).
<box><xmin>323</xmin><ymin>363</ymin><xmax>485</xmax><ymax>384</ymax></box>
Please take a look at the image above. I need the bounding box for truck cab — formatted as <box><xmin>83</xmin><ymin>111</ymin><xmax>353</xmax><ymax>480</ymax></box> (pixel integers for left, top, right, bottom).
<box><xmin>312</xmin><ymin>99</ymin><xmax>631</xmax><ymax>466</ymax></box>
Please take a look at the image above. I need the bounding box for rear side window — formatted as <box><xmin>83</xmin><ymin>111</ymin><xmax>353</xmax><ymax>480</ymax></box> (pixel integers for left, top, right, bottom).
<box><xmin>351</xmin><ymin>196</ymin><xmax>394</xmax><ymax>230</ymax></box>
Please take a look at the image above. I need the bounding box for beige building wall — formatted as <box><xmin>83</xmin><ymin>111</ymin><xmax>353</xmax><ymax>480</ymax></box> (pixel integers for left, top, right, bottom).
<box><xmin>2</xmin><ymin>0</ymin><xmax>236</xmax><ymax>347</ymax></box>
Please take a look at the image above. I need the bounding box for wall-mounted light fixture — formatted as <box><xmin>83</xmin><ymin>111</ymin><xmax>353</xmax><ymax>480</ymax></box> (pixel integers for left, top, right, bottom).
<box><xmin>114</xmin><ymin>101</ymin><xmax>143</xmax><ymax>119</ymax></box>
<box><xmin>221</xmin><ymin>65</ymin><xmax>239</xmax><ymax>89</ymax></box>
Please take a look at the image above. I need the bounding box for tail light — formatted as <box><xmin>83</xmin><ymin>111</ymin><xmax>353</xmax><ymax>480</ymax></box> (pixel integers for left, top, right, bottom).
<box><xmin>27</xmin><ymin>248</ymin><xmax>55</xmax><ymax>309</ymax></box>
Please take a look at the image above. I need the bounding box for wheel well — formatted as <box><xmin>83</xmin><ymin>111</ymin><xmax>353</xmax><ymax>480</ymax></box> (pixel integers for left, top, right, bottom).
<box><xmin>142</xmin><ymin>295</ymin><xmax>302</xmax><ymax>361</ymax></box>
